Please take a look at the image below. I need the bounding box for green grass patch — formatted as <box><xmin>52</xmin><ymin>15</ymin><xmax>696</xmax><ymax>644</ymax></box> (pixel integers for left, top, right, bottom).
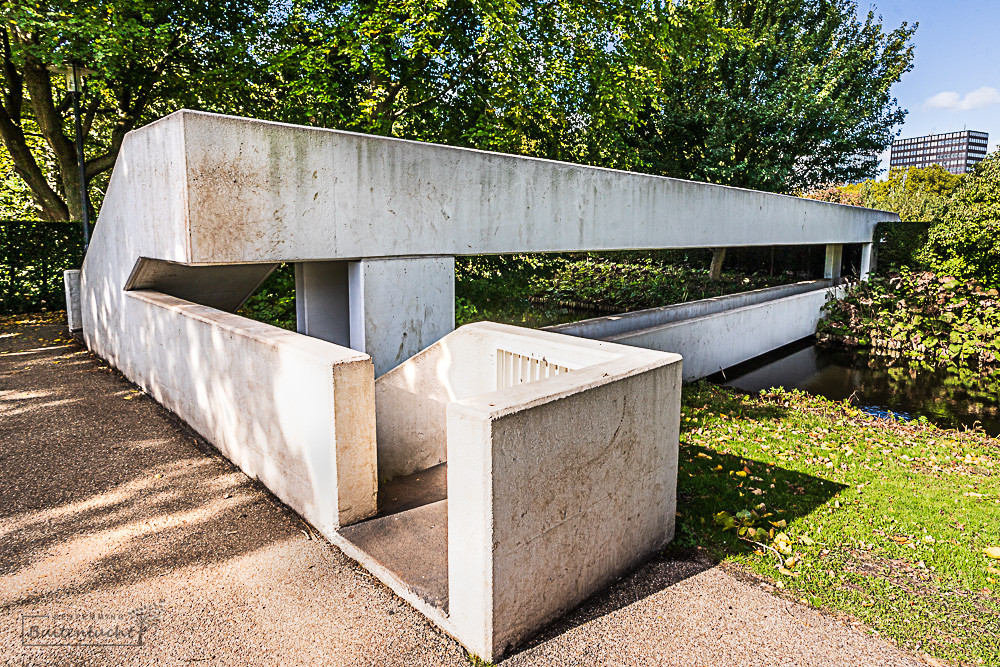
<box><xmin>674</xmin><ymin>383</ymin><xmax>1000</xmax><ymax>664</ymax></box>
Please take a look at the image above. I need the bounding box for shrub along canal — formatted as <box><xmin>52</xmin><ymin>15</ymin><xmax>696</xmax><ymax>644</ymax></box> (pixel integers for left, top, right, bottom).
<box><xmin>712</xmin><ymin>338</ymin><xmax>1000</xmax><ymax>437</ymax></box>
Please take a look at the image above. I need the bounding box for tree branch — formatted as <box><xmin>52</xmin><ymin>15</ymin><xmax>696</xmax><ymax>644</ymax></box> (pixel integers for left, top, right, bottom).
<box><xmin>0</xmin><ymin>28</ymin><xmax>24</xmax><ymax>123</ymax></box>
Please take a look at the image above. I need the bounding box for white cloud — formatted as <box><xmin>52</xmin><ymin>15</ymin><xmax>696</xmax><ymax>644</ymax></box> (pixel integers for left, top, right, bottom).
<box><xmin>924</xmin><ymin>86</ymin><xmax>1000</xmax><ymax>112</ymax></box>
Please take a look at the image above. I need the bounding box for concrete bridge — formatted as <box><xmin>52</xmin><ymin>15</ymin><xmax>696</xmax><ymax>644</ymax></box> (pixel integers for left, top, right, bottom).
<box><xmin>69</xmin><ymin>110</ymin><xmax>897</xmax><ymax>661</ymax></box>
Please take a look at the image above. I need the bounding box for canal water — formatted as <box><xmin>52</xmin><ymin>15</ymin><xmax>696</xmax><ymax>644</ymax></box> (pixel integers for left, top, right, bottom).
<box><xmin>712</xmin><ymin>338</ymin><xmax>1000</xmax><ymax>437</ymax></box>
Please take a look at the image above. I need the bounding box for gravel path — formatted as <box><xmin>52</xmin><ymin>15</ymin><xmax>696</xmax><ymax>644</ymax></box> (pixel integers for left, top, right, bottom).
<box><xmin>1</xmin><ymin>317</ymin><xmax>929</xmax><ymax>667</ymax></box>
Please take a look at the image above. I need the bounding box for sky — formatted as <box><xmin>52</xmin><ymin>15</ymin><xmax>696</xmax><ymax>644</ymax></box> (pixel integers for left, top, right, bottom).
<box><xmin>858</xmin><ymin>0</ymin><xmax>999</xmax><ymax>176</ymax></box>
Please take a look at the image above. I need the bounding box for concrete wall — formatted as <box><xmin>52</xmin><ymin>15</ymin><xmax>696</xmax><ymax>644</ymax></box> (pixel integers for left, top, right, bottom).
<box><xmin>104</xmin><ymin>110</ymin><xmax>895</xmax><ymax>270</ymax></box>
<box><xmin>374</xmin><ymin>323</ymin><xmax>621</xmax><ymax>482</ymax></box>
<box><xmin>103</xmin><ymin>290</ymin><xmax>377</xmax><ymax>536</ymax></box>
<box><xmin>554</xmin><ymin>284</ymin><xmax>841</xmax><ymax>381</ymax></box>
<box><xmin>438</xmin><ymin>325</ymin><xmax>682</xmax><ymax>660</ymax></box>
<box><xmin>81</xmin><ymin>109</ymin><xmax>894</xmax><ymax>403</ymax></box>
<box><xmin>547</xmin><ymin>279</ymin><xmax>831</xmax><ymax>340</ymax></box>
<box><xmin>374</xmin><ymin>323</ymin><xmax>680</xmax><ymax>660</ymax></box>
<box><xmin>349</xmin><ymin>257</ymin><xmax>456</xmax><ymax>376</ymax></box>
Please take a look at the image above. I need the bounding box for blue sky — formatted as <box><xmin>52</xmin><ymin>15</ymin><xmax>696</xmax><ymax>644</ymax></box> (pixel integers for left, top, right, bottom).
<box><xmin>859</xmin><ymin>0</ymin><xmax>999</xmax><ymax>175</ymax></box>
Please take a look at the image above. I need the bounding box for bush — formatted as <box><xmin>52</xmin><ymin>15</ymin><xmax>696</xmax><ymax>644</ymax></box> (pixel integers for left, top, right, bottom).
<box><xmin>0</xmin><ymin>220</ymin><xmax>84</xmax><ymax>314</ymax></box>
<box><xmin>818</xmin><ymin>270</ymin><xmax>1000</xmax><ymax>370</ymax></box>
<box><xmin>237</xmin><ymin>263</ymin><xmax>296</xmax><ymax>330</ymax></box>
<box><xmin>919</xmin><ymin>153</ymin><xmax>1000</xmax><ymax>289</ymax></box>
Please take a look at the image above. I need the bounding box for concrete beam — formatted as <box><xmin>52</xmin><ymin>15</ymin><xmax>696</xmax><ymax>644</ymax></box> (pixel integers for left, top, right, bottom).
<box><xmin>109</xmin><ymin>110</ymin><xmax>896</xmax><ymax>268</ymax></box>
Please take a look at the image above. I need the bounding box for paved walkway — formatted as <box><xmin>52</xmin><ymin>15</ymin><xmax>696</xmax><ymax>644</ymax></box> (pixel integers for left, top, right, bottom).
<box><xmin>1</xmin><ymin>316</ymin><xmax>928</xmax><ymax>667</ymax></box>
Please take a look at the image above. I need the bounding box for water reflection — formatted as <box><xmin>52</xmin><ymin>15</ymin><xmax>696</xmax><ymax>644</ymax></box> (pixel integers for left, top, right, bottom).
<box><xmin>713</xmin><ymin>339</ymin><xmax>1000</xmax><ymax>437</ymax></box>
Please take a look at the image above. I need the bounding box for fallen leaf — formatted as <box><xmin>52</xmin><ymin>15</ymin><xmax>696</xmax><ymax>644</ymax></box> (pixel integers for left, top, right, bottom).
<box><xmin>984</xmin><ymin>547</ymin><xmax>1000</xmax><ymax>559</ymax></box>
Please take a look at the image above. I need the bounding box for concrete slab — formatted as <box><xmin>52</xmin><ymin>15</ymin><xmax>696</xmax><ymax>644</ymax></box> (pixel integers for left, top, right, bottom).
<box><xmin>338</xmin><ymin>463</ymin><xmax>450</xmax><ymax>611</ymax></box>
<box><xmin>338</xmin><ymin>500</ymin><xmax>449</xmax><ymax>612</ymax></box>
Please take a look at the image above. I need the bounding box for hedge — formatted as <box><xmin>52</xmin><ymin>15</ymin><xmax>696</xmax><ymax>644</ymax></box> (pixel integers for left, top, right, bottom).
<box><xmin>0</xmin><ymin>220</ymin><xmax>85</xmax><ymax>315</ymax></box>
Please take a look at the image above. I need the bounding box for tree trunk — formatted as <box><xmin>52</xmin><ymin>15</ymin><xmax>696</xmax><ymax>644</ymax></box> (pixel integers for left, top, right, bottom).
<box><xmin>709</xmin><ymin>248</ymin><xmax>726</xmax><ymax>281</ymax></box>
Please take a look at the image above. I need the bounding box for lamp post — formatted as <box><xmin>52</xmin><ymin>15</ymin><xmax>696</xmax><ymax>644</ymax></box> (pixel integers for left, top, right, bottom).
<box><xmin>49</xmin><ymin>63</ymin><xmax>94</xmax><ymax>251</ymax></box>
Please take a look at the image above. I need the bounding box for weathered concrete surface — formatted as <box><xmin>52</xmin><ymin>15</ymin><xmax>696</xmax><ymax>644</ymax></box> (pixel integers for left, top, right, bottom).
<box><xmin>63</xmin><ymin>269</ymin><xmax>81</xmax><ymax>331</ymax></box>
<box><xmin>296</xmin><ymin>260</ymin><xmax>352</xmax><ymax>347</ymax></box>
<box><xmin>375</xmin><ymin>322</ymin><xmax>620</xmax><ymax>482</ymax></box>
<box><xmin>374</xmin><ymin>322</ymin><xmax>683</xmax><ymax>660</ymax></box>
<box><xmin>0</xmin><ymin>316</ymin><xmax>928</xmax><ymax>667</ymax></box>
<box><xmin>348</xmin><ymin>257</ymin><xmax>455</xmax><ymax>376</ymax></box>
<box><xmin>124</xmin><ymin>258</ymin><xmax>277</xmax><ymax>312</ymax></box>
<box><xmin>549</xmin><ymin>283</ymin><xmax>842</xmax><ymax>381</ymax></box>
<box><xmin>296</xmin><ymin>258</ymin><xmax>455</xmax><ymax>376</ymax></box>
<box><xmin>116</xmin><ymin>110</ymin><xmax>896</xmax><ymax>265</ymax></box>
<box><xmin>103</xmin><ymin>290</ymin><xmax>378</xmax><ymax>536</ymax></box>
<box><xmin>547</xmin><ymin>279</ymin><xmax>830</xmax><ymax>340</ymax></box>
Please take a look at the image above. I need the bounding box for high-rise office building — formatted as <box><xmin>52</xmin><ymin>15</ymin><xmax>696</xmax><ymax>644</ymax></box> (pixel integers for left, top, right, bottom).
<box><xmin>889</xmin><ymin>130</ymin><xmax>989</xmax><ymax>175</ymax></box>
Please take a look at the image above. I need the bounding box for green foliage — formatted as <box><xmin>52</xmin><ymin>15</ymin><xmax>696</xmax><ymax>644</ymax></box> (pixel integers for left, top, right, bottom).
<box><xmin>804</xmin><ymin>157</ymin><xmax>1000</xmax><ymax>285</ymax></box>
<box><xmin>676</xmin><ymin>383</ymin><xmax>1000</xmax><ymax>664</ymax></box>
<box><xmin>538</xmin><ymin>254</ymin><xmax>793</xmax><ymax>310</ymax></box>
<box><xmin>261</xmin><ymin>0</ymin><xmax>728</xmax><ymax>167</ymax></box>
<box><xmin>454</xmin><ymin>252</ymin><xmax>797</xmax><ymax>327</ymax></box>
<box><xmin>819</xmin><ymin>270</ymin><xmax>1000</xmax><ymax>371</ymax></box>
<box><xmin>629</xmin><ymin>0</ymin><xmax>915</xmax><ymax>192</ymax></box>
<box><xmin>0</xmin><ymin>220</ymin><xmax>83</xmax><ymax>314</ymax></box>
<box><xmin>920</xmin><ymin>153</ymin><xmax>1000</xmax><ymax>289</ymax></box>
<box><xmin>237</xmin><ymin>264</ymin><xmax>296</xmax><ymax>331</ymax></box>
<box><xmin>865</xmin><ymin>164</ymin><xmax>965</xmax><ymax>222</ymax></box>
<box><xmin>0</xmin><ymin>0</ymin><xmax>273</xmax><ymax>220</ymax></box>
<box><xmin>872</xmin><ymin>219</ymin><xmax>930</xmax><ymax>272</ymax></box>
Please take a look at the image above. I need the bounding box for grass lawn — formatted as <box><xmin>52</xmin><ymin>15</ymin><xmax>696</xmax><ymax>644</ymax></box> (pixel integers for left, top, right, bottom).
<box><xmin>673</xmin><ymin>383</ymin><xmax>1000</xmax><ymax>665</ymax></box>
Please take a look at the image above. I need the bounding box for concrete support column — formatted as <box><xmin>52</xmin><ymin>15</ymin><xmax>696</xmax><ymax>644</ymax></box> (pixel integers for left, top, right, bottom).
<box><xmin>64</xmin><ymin>269</ymin><xmax>82</xmax><ymax>332</ymax></box>
<box><xmin>349</xmin><ymin>256</ymin><xmax>455</xmax><ymax>376</ymax></box>
<box><xmin>824</xmin><ymin>244</ymin><xmax>843</xmax><ymax>280</ymax></box>
<box><xmin>296</xmin><ymin>261</ymin><xmax>351</xmax><ymax>347</ymax></box>
<box><xmin>859</xmin><ymin>243</ymin><xmax>874</xmax><ymax>281</ymax></box>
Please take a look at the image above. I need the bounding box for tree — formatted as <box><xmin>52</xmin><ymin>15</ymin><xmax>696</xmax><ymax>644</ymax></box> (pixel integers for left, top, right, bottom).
<box><xmin>0</xmin><ymin>0</ymin><xmax>270</xmax><ymax>221</ymax></box>
<box><xmin>920</xmin><ymin>153</ymin><xmax>1000</xmax><ymax>288</ymax></box>
<box><xmin>864</xmin><ymin>164</ymin><xmax>964</xmax><ymax>221</ymax></box>
<box><xmin>261</xmin><ymin>0</ymin><xmax>727</xmax><ymax>166</ymax></box>
<box><xmin>624</xmin><ymin>0</ymin><xmax>916</xmax><ymax>193</ymax></box>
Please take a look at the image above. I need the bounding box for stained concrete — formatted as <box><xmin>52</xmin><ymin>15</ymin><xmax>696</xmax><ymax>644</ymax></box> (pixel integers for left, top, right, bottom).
<box><xmin>108</xmin><ymin>290</ymin><xmax>379</xmax><ymax>536</ymax></box>
<box><xmin>373</xmin><ymin>322</ymin><xmax>683</xmax><ymax>660</ymax></box>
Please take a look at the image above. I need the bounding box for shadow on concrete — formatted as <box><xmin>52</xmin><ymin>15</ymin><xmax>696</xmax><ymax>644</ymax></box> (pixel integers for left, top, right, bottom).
<box><xmin>0</xmin><ymin>320</ymin><xmax>305</xmax><ymax>613</ymax></box>
<box><xmin>503</xmin><ymin>394</ymin><xmax>846</xmax><ymax>661</ymax></box>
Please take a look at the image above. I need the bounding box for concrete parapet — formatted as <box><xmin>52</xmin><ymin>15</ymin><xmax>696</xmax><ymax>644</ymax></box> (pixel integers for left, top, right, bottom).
<box><xmin>551</xmin><ymin>283</ymin><xmax>842</xmax><ymax>380</ymax></box>
<box><xmin>374</xmin><ymin>322</ymin><xmax>682</xmax><ymax>660</ymax></box>
<box><xmin>117</xmin><ymin>290</ymin><xmax>378</xmax><ymax>535</ymax></box>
